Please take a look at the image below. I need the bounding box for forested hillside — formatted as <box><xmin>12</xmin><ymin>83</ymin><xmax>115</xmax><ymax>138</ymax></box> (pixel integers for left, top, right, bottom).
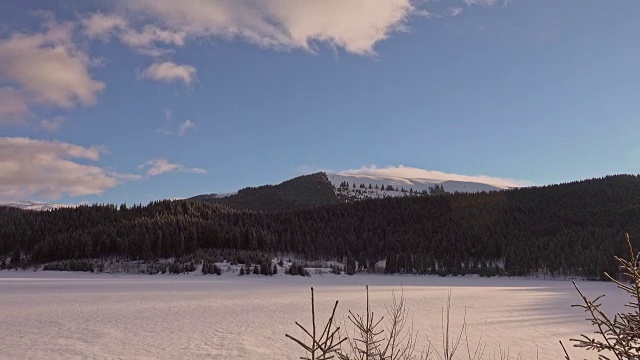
<box><xmin>2</xmin><ymin>175</ymin><xmax>639</xmax><ymax>278</ymax></box>
<box><xmin>188</xmin><ymin>172</ymin><xmax>340</xmax><ymax>212</ymax></box>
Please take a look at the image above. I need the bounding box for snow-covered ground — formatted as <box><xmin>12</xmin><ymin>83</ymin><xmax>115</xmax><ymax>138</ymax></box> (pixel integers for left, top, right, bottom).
<box><xmin>1</xmin><ymin>200</ymin><xmax>74</xmax><ymax>211</ymax></box>
<box><xmin>0</xmin><ymin>271</ymin><xmax>625</xmax><ymax>359</ymax></box>
<box><xmin>328</xmin><ymin>173</ymin><xmax>509</xmax><ymax>195</ymax></box>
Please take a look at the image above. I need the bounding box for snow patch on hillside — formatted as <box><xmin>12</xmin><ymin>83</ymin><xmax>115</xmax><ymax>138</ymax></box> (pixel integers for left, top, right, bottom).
<box><xmin>1</xmin><ymin>200</ymin><xmax>74</xmax><ymax>211</ymax></box>
<box><xmin>328</xmin><ymin>173</ymin><xmax>509</xmax><ymax>195</ymax></box>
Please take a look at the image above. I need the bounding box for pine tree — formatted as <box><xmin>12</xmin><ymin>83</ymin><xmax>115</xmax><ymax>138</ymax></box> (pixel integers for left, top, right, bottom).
<box><xmin>10</xmin><ymin>247</ymin><xmax>20</xmax><ymax>267</ymax></box>
<box><xmin>273</xmin><ymin>263</ymin><xmax>278</xmax><ymax>275</ymax></box>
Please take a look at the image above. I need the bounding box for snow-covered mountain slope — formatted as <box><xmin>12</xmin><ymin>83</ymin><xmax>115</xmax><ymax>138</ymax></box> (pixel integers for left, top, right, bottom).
<box><xmin>328</xmin><ymin>173</ymin><xmax>510</xmax><ymax>196</ymax></box>
<box><xmin>2</xmin><ymin>200</ymin><xmax>73</xmax><ymax>211</ymax></box>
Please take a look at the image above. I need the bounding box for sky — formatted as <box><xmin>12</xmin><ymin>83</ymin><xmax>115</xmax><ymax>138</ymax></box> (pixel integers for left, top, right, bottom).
<box><xmin>1</xmin><ymin>0</ymin><xmax>639</xmax><ymax>205</ymax></box>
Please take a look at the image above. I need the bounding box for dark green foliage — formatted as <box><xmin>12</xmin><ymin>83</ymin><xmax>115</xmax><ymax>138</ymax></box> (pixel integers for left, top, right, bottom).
<box><xmin>146</xmin><ymin>262</ymin><xmax>167</xmax><ymax>275</ymax></box>
<box><xmin>260</xmin><ymin>261</ymin><xmax>272</xmax><ymax>275</ymax></box>
<box><xmin>1</xmin><ymin>175</ymin><xmax>640</xmax><ymax>278</ymax></box>
<box><xmin>43</xmin><ymin>259</ymin><xmax>94</xmax><ymax>272</ymax></box>
<box><xmin>189</xmin><ymin>172</ymin><xmax>340</xmax><ymax>212</ymax></box>
<box><xmin>331</xmin><ymin>265</ymin><xmax>342</xmax><ymax>275</ymax></box>
<box><xmin>183</xmin><ymin>261</ymin><xmax>196</xmax><ymax>273</ymax></box>
<box><xmin>287</xmin><ymin>262</ymin><xmax>309</xmax><ymax>276</ymax></box>
<box><xmin>10</xmin><ymin>246</ymin><xmax>20</xmax><ymax>267</ymax></box>
<box><xmin>429</xmin><ymin>184</ymin><xmax>447</xmax><ymax>196</ymax></box>
<box><xmin>253</xmin><ymin>264</ymin><xmax>260</xmax><ymax>275</ymax></box>
<box><xmin>345</xmin><ymin>252</ymin><xmax>356</xmax><ymax>276</ymax></box>
<box><xmin>202</xmin><ymin>261</ymin><xmax>222</xmax><ymax>275</ymax></box>
<box><xmin>201</xmin><ymin>261</ymin><xmax>211</xmax><ymax>274</ymax></box>
<box><xmin>169</xmin><ymin>262</ymin><xmax>182</xmax><ymax>274</ymax></box>
<box><xmin>273</xmin><ymin>263</ymin><xmax>278</xmax><ymax>275</ymax></box>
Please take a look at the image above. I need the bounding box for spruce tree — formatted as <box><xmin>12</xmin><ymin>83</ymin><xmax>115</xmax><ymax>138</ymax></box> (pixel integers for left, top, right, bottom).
<box><xmin>10</xmin><ymin>247</ymin><xmax>20</xmax><ymax>267</ymax></box>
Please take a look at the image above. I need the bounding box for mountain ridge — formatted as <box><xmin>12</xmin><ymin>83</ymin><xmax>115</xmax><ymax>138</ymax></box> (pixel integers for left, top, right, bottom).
<box><xmin>188</xmin><ymin>171</ymin><xmax>512</xmax><ymax>211</ymax></box>
<box><xmin>188</xmin><ymin>172</ymin><xmax>340</xmax><ymax>212</ymax></box>
<box><xmin>1</xmin><ymin>200</ymin><xmax>73</xmax><ymax>211</ymax></box>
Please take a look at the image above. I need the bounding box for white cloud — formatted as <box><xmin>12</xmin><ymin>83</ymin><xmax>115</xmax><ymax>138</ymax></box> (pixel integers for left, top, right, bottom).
<box><xmin>338</xmin><ymin>165</ymin><xmax>531</xmax><ymax>188</ymax></box>
<box><xmin>0</xmin><ymin>137</ymin><xmax>121</xmax><ymax>201</ymax></box>
<box><xmin>81</xmin><ymin>12</ymin><xmax>185</xmax><ymax>57</ymax></box>
<box><xmin>144</xmin><ymin>159</ymin><xmax>181</xmax><ymax>176</ymax></box>
<box><xmin>80</xmin><ymin>12</ymin><xmax>128</xmax><ymax>39</ymax></box>
<box><xmin>120</xmin><ymin>0</ymin><xmax>417</xmax><ymax>56</ymax></box>
<box><xmin>463</xmin><ymin>0</ymin><xmax>498</xmax><ymax>6</ymax></box>
<box><xmin>141</xmin><ymin>61</ymin><xmax>197</xmax><ymax>84</ymax></box>
<box><xmin>155</xmin><ymin>108</ymin><xmax>174</xmax><ymax>134</ymax></box>
<box><xmin>0</xmin><ymin>19</ymin><xmax>104</xmax><ymax>125</ymax></box>
<box><xmin>187</xmin><ymin>167</ymin><xmax>208</xmax><ymax>175</ymax></box>
<box><xmin>120</xmin><ymin>25</ymin><xmax>185</xmax><ymax>50</ymax></box>
<box><xmin>449</xmin><ymin>7</ymin><xmax>464</xmax><ymax>16</ymax></box>
<box><xmin>39</xmin><ymin>116</ymin><xmax>65</xmax><ymax>132</ymax></box>
<box><xmin>178</xmin><ymin>119</ymin><xmax>195</xmax><ymax>135</ymax></box>
<box><xmin>142</xmin><ymin>158</ymin><xmax>207</xmax><ymax>176</ymax></box>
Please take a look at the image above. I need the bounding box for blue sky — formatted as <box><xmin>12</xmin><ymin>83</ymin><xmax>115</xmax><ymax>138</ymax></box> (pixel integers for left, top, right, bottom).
<box><xmin>1</xmin><ymin>0</ymin><xmax>639</xmax><ymax>205</ymax></box>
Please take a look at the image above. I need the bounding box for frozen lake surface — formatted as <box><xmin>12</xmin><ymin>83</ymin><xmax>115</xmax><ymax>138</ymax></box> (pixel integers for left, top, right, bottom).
<box><xmin>0</xmin><ymin>271</ymin><xmax>626</xmax><ymax>359</ymax></box>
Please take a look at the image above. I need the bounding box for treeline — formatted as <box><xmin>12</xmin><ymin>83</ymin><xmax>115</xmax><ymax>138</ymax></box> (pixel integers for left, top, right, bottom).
<box><xmin>2</xmin><ymin>175</ymin><xmax>640</xmax><ymax>278</ymax></box>
<box><xmin>189</xmin><ymin>172</ymin><xmax>340</xmax><ymax>212</ymax></box>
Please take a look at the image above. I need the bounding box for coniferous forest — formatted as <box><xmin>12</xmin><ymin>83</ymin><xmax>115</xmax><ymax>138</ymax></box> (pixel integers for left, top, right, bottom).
<box><xmin>2</xmin><ymin>173</ymin><xmax>640</xmax><ymax>279</ymax></box>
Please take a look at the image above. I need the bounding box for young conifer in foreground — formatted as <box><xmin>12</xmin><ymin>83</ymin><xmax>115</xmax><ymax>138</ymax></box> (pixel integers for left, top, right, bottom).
<box><xmin>561</xmin><ymin>233</ymin><xmax>640</xmax><ymax>360</ymax></box>
<box><xmin>289</xmin><ymin>233</ymin><xmax>640</xmax><ymax>359</ymax></box>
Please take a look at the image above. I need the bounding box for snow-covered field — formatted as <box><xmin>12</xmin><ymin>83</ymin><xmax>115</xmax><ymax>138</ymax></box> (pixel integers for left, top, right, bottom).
<box><xmin>0</xmin><ymin>272</ymin><xmax>625</xmax><ymax>359</ymax></box>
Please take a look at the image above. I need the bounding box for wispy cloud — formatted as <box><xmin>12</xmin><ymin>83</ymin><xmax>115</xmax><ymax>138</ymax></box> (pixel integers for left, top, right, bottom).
<box><xmin>141</xmin><ymin>61</ymin><xmax>197</xmax><ymax>84</ymax></box>
<box><xmin>449</xmin><ymin>7</ymin><xmax>464</xmax><ymax>17</ymax></box>
<box><xmin>178</xmin><ymin>119</ymin><xmax>195</xmax><ymax>136</ymax></box>
<box><xmin>187</xmin><ymin>167</ymin><xmax>208</xmax><ymax>175</ymax></box>
<box><xmin>337</xmin><ymin>165</ymin><xmax>531</xmax><ymax>188</ymax></box>
<box><xmin>463</xmin><ymin>0</ymin><xmax>498</xmax><ymax>6</ymax></box>
<box><xmin>81</xmin><ymin>12</ymin><xmax>185</xmax><ymax>57</ymax></box>
<box><xmin>141</xmin><ymin>158</ymin><xmax>207</xmax><ymax>176</ymax></box>
<box><xmin>0</xmin><ymin>137</ymin><xmax>122</xmax><ymax>200</ymax></box>
<box><xmin>39</xmin><ymin>116</ymin><xmax>65</xmax><ymax>132</ymax></box>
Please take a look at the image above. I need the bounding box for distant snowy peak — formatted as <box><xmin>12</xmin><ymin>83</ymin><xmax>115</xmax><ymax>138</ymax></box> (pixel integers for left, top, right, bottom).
<box><xmin>327</xmin><ymin>173</ymin><xmax>510</xmax><ymax>194</ymax></box>
<box><xmin>2</xmin><ymin>200</ymin><xmax>73</xmax><ymax>211</ymax></box>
